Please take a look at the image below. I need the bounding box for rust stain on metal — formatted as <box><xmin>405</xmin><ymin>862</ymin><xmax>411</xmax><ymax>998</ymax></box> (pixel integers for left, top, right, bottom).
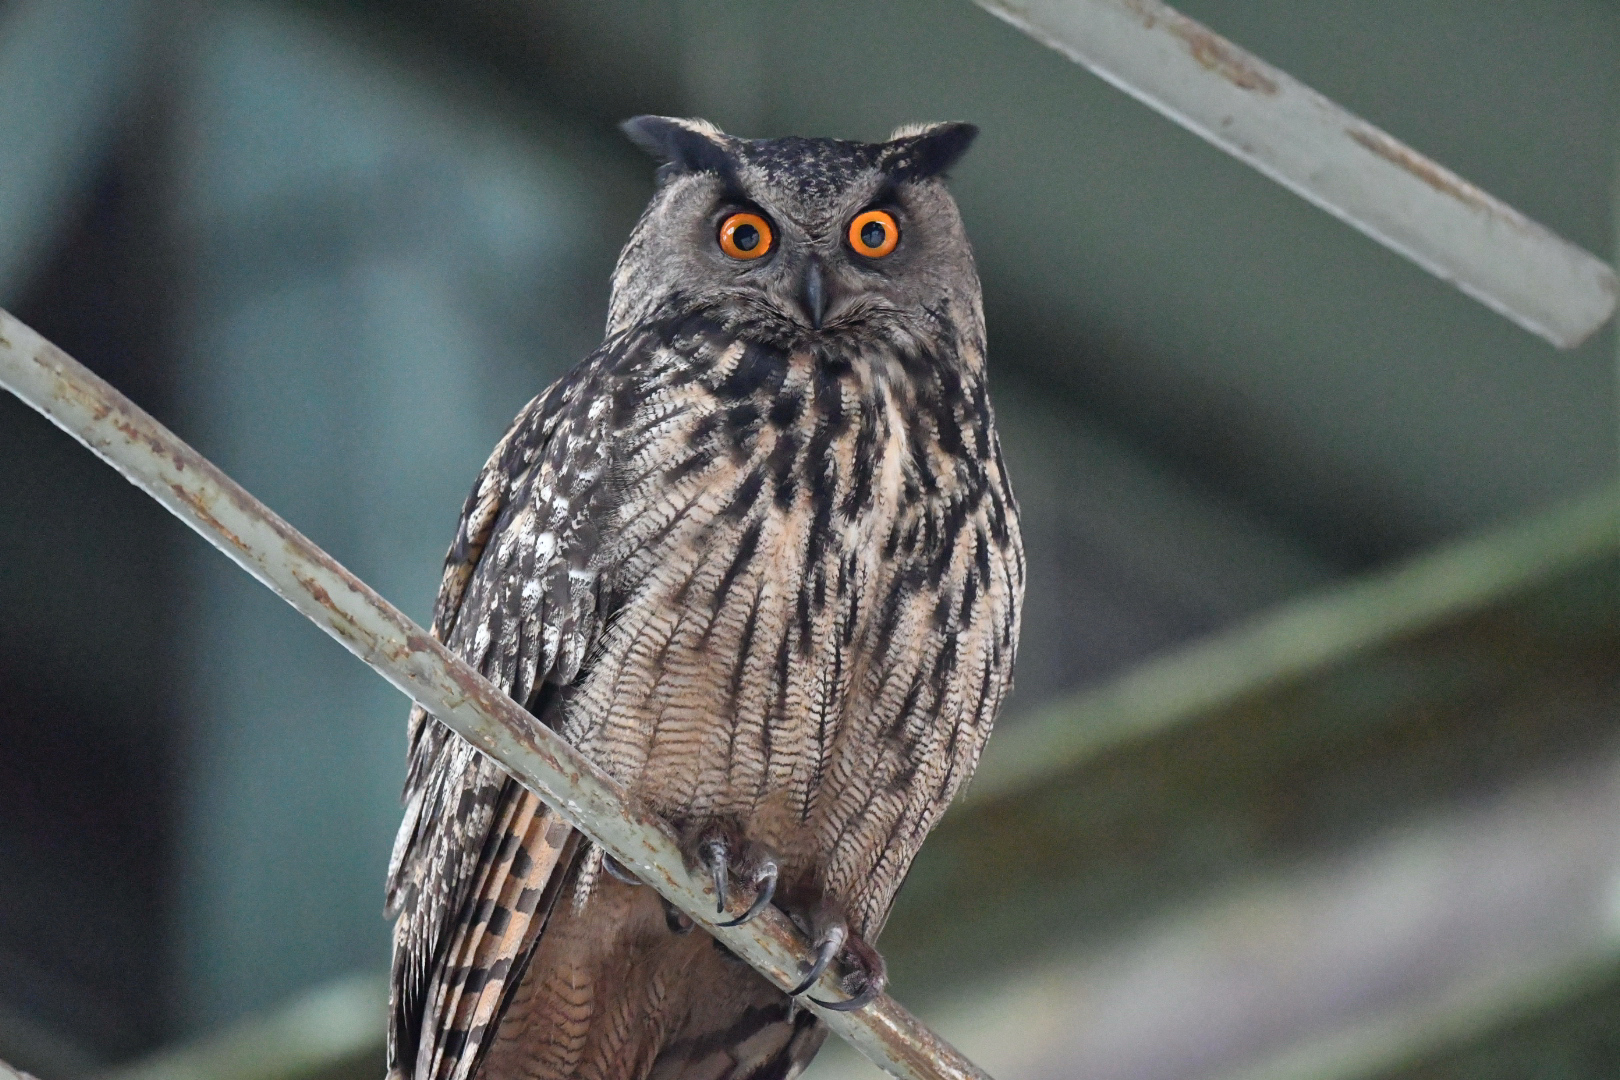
<box><xmin>40</xmin><ymin>344</ymin><xmax>198</xmax><ymax>473</ymax></box>
<box><xmin>1172</xmin><ymin>20</ymin><xmax>1276</xmax><ymax>93</ymax></box>
<box><xmin>169</xmin><ymin>482</ymin><xmax>247</xmax><ymax>551</ymax></box>
<box><xmin>849</xmin><ymin>998</ymin><xmax>976</xmax><ymax>1080</ymax></box>
<box><xmin>428</xmin><ymin>633</ymin><xmax>507</xmax><ymax>711</ymax></box>
<box><xmin>294</xmin><ymin>570</ymin><xmax>336</xmax><ymax>612</ymax></box>
<box><xmin>113</xmin><ymin>417</ymin><xmax>181</xmax><ymax>464</ymax></box>
<box><xmin>46</xmin><ymin>368</ymin><xmax>114</xmax><ymax>423</ymax></box>
<box><xmin>291</xmin><ymin>567</ymin><xmax>385</xmax><ymax>655</ymax></box>
<box><xmin>1349</xmin><ymin>126</ymin><xmax>1497</xmax><ymax>216</ymax></box>
<box><xmin>1124</xmin><ymin>0</ymin><xmax>1276</xmax><ymax>93</ymax></box>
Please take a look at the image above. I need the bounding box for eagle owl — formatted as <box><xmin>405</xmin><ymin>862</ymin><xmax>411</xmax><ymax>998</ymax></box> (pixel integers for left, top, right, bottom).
<box><xmin>385</xmin><ymin>116</ymin><xmax>1025</xmax><ymax>1080</ymax></box>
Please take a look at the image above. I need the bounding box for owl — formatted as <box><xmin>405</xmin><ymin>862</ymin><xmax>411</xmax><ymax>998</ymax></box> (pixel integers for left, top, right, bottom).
<box><xmin>385</xmin><ymin>116</ymin><xmax>1024</xmax><ymax>1080</ymax></box>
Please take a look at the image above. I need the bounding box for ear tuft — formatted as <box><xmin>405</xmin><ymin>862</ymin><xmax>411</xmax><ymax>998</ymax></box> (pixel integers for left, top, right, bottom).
<box><xmin>621</xmin><ymin>116</ymin><xmax>735</xmax><ymax>181</ymax></box>
<box><xmin>880</xmin><ymin>122</ymin><xmax>979</xmax><ymax>182</ymax></box>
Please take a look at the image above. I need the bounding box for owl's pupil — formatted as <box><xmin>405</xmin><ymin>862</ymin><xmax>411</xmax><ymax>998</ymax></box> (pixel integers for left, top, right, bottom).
<box><xmin>861</xmin><ymin>221</ymin><xmax>886</xmax><ymax>249</ymax></box>
<box><xmin>733</xmin><ymin>224</ymin><xmax>759</xmax><ymax>251</ymax></box>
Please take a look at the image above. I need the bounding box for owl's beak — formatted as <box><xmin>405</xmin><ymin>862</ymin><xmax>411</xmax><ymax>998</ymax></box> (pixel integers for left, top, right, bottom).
<box><xmin>801</xmin><ymin>260</ymin><xmax>827</xmax><ymax>330</ymax></box>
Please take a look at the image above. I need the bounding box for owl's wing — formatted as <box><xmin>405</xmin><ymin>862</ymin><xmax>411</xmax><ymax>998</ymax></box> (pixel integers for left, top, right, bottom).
<box><xmin>384</xmin><ymin>359</ymin><xmax>616</xmax><ymax>1080</ymax></box>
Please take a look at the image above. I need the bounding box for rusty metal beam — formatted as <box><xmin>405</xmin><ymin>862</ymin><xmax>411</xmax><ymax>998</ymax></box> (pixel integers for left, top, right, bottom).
<box><xmin>973</xmin><ymin>0</ymin><xmax>1618</xmax><ymax>350</ymax></box>
<box><xmin>0</xmin><ymin>309</ymin><xmax>990</xmax><ymax>1080</ymax></box>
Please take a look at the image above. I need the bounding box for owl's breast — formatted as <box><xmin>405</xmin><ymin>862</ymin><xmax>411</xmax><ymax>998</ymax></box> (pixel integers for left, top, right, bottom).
<box><xmin>560</xmin><ymin>334</ymin><xmax>915</xmax><ymax>830</ymax></box>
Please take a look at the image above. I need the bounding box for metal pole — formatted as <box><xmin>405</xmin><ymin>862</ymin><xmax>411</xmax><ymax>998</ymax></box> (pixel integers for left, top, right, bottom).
<box><xmin>974</xmin><ymin>0</ymin><xmax>1618</xmax><ymax>350</ymax></box>
<box><xmin>0</xmin><ymin>309</ymin><xmax>992</xmax><ymax>1080</ymax></box>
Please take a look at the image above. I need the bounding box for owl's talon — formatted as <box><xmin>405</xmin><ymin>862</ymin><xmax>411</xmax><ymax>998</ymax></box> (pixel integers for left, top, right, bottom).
<box><xmin>810</xmin><ymin>926</ymin><xmax>887</xmax><ymax>1011</ymax></box>
<box><xmin>602</xmin><ymin>853</ymin><xmax>641</xmax><ymax>886</ymax></box>
<box><xmin>788</xmin><ymin>924</ymin><xmax>846</xmax><ymax>996</ymax></box>
<box><xmin>719</xmin><ymin>858</ymin><xmax>778</xmax><ymax>927</ymax></box>
<box><xmin>683</xmin><ymin>826</ymin><xmax>778</xmax><ymax>926</ymax></box>
<box><xmin>699</xmin><ymin>836</ymin><xmax>730</xmax><ymax>914</ymax></box>
<box><xmin>811</xmin><ymin>983</ymin><xmax>879</xmax><ymax>1012</ymax></box>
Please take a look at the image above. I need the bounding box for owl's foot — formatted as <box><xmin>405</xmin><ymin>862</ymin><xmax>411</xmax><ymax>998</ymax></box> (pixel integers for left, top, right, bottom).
<box><xmin>813</xmin><ymin>930</ymin><xmax>887</xmax><ymax>1012</ymax></box>
<box><xmin>688</xmin><ymin>826</ymin><xmax>780</xmax><ymax>928</ymax></box>
<box><xmin>789</xmin><ymin>918</ymin><xmax>888</xmax><ymax>1013</ymax></box>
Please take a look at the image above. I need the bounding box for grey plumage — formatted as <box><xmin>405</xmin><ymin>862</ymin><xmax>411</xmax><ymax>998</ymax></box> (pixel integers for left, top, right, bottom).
<box><xmin>386</xmin><ymin>116</ymin><xmax>1024</xmax><ymax>1080</ymax></box>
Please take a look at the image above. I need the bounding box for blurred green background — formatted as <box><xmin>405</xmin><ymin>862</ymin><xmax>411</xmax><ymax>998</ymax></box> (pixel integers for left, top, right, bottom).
<box><xmin>0</xmin><ymin>1</ymin><xmax>1615</xmax><ymax>1078</ymax></box>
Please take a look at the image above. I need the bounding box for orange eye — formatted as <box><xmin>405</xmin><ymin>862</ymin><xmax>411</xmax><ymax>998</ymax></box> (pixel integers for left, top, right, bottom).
<box><xmin>848</xmin><ymin>209</ymin><xmax>899</xmax><ymax>258</ymax></box>
<box><xmin>718</xmin><ymin>212</ymin><xmax>773</xmax><ymax>259</ymax></box>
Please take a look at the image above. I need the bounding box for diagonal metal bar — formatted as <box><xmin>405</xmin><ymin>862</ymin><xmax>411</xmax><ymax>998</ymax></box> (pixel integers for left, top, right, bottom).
<box><xmin>975</xmin><ymin>0</ymin><xmax>1618</xmax><ymax>350</ymax></box>
<box><xmin>0</xmin><ymin>308</ymin><xmax>990</xmax><ymax>1080</ymax></box>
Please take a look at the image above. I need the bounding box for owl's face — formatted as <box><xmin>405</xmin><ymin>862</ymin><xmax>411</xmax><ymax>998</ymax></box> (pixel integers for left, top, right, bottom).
<box><xmin>610</xmin><ymin>117</ymin><xmax>983</xmax><ymax>355</ymax></box>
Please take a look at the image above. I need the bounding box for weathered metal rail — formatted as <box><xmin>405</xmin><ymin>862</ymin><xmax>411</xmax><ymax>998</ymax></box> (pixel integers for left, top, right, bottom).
<box><xmin>874</xmin><ymin>482</ymin><xmax>1619</xmax><ymax>1045</ymax></box>
<box><xmin>100</xmin><ymin>975</ymin><xmax>388</xmax><ymax>1080</ymax></box>
<box><xmin>974</xmin><ymin>0</ymin><xmax>1618</xmax><ymax>349</ymax></box>
<box><xmin>968</xmin><ymin>483</ymin><xmax>1620</xmax><ymax>806</ymax></box>
<box><xmin>0</xmin><ymin>308</ymin><xmax>990</xmax><ymax>1080</ymax></box>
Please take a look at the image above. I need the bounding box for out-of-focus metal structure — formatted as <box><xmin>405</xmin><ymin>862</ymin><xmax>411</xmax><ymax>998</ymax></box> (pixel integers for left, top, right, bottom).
<box><xmin>93</xmin><ymin>977</ymin><xmax>386</xmax><ymax>1080</ymax></box>
<box><xmin>0</xmin><ymin>0</ymin><xmax>151</xmax><ymax>303</ymax></box>
<box><xmin>974</xmin><ymin>0</ymin><xmax>1617</xmax><ymax>348</ymax></box>
<box><xmin>0</xmin><ymin>1058</ymin><xmax>39</xmax><ymax>1080</ymax></box>
<box><xmin>970</xmin><ymin>484</ymin><xmax>1619</xmax><ymax>804</ymax></box>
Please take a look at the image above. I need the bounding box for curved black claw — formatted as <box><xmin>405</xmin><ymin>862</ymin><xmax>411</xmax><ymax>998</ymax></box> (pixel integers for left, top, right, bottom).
<box><xmin>699</xmin><ymin>836</ymin><xmax>729</xmax><ymax>915</ymax></box>
<box><xmin>810</xmin><ymin>927</ymin><xmax>887</xmax><ymax>1012</ymax></box>
<box><xmin>788</xmin><ymin>925</ymin><xmax>846</xmax><ymax>997</ymax></box>
<box><xmin>719</xmin><ymin>858</ymin><xmax>778</xmax><ymax>927</ymax></box>
<box><xmin>811</xmin><ymin>982</ymin><xmax>880</xmax><ymax>1013</ymax></box>
<box><xmin>602</xmin><ymin>853</ymin><xmax>641</xmax><ymax>886</ymax></box>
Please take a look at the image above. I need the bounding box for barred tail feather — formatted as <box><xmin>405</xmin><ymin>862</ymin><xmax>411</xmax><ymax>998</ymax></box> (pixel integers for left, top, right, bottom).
<box><xmin>419</xmin><ymin>784</ymin><xmax>578</xmax><ymax>1080</ymax></box>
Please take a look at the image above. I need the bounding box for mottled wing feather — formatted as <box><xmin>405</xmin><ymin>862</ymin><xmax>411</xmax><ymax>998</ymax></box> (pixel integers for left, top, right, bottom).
<box><xmin>386</xmin><ymin>357</ymin><xmax>619</xmax><ymax>1080</ymax></box>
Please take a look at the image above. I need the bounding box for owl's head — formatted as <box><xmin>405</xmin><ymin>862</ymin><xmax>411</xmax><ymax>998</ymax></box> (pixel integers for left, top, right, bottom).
<box><xmin>609</xmin><ymin>116</ymin><xmax>982</xmax><ymax>353</ymax></box>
